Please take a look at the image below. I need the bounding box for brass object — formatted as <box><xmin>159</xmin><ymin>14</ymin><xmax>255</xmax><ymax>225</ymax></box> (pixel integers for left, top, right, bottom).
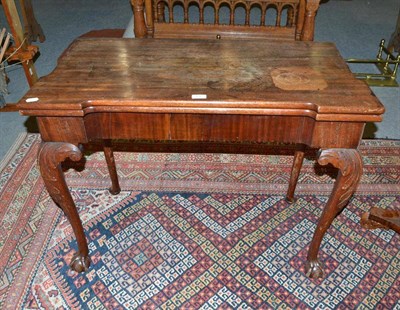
<box><xmin>346</xmin><ymin>39</ymin><xmax>400</xmax><ymax>87</ymax></box>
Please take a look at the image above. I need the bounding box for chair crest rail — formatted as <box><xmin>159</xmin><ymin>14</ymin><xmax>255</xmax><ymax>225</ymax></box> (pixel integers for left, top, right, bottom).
<box><xmin>131</xmin><ymin>0</ymin><xmax>320</xmax><ymax>40</ymax></box>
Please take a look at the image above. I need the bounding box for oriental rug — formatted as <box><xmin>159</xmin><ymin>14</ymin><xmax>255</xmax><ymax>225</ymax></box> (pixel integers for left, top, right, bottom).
<box><xmin>0</xmin><ymin>134</ymin><xmax>399</xmax><ymax>309</ymax></box>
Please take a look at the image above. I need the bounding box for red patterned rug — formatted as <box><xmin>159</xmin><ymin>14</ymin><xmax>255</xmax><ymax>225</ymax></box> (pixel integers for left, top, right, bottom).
<box><xmin>0</xmin><ymin>134</ymin><xmax>399</xmax><ymax>309</ymax></box>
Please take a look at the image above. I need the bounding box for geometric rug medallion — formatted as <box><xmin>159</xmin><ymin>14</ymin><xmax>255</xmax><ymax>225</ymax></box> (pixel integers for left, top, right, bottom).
<box><xmin>0</xmin><ymin>134</ymin><xmax>399</xmax><ymax>309</ymax></box>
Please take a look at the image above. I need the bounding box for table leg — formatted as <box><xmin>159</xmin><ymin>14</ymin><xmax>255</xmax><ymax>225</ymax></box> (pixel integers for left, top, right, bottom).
<box><xmin>38</xmin><ymin>142</ymin><xmax>91</xmax><ymax>272</ymax></box>
<box><xmin>305</xmin><ymin>148</ymin><xmax>362</xmax><ymax>278</ymax></box>
<box><xmin>103</xmin><ymin>140</ymin><xmax>121</xmax><ymax>195</ymax></box>
<box><xmin>286</xmin><ymin>148</ymin><xmax>305</xmax><ymax>203</ymax></box>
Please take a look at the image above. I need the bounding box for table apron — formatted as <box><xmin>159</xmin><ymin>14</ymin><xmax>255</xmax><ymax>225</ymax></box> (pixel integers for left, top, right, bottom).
<box><xmin>36</xmin><ymin>113</ymin><xmax>366</xmax><ymax>149</ymax></box>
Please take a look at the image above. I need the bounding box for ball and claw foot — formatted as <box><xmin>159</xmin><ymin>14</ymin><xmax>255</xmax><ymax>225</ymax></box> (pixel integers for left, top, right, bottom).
<box><xmin>70</xmin><ymin>253</ymin><xmax>91</xmax><ymax>273</ymax></box>
<box><xmin>305</xmin><ymin>260</ymin><xmax>324</xmax><ymax>279</ymax></box>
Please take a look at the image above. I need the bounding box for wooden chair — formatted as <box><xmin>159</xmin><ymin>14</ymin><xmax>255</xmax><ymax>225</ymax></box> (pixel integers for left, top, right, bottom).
<box><xmin>130</xmin><ymin>0</ymin><xmax>320</xmax><ymax>41</ymax></box>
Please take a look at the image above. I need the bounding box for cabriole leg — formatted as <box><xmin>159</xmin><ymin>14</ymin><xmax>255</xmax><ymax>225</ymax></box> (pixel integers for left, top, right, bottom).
<box><xmin>38</xmin><ymin>142</ymin><xmax>90</xmax><ymax>272</ymax></box>
<box><xmin>305</xmin><ymin>148</ymin><xmax>362</xmax><ymax>278</ymax></box>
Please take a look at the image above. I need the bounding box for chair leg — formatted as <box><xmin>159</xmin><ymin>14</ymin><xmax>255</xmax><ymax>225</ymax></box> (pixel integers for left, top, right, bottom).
<box><xmin>286</xmin><ymin>148</ymin><xmax>305</xmax><ymax>203</ymax></box>
<box><xmin>103</xmin><ymin>140</ymin><xmax>121</xmax><ymax>195</ymax></box>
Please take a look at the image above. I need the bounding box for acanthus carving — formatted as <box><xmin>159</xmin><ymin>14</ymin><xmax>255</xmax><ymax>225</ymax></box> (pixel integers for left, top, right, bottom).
<box><xmin>38</xmin><ymin>142</ymin><xmax>91</xmax><ymax>272</ymax></box>
<box><xmin>317</xmin><ymin>148</ymin><xmax>363</xmax><ymax>209</ymax></box>
<box><xmin>38</xmin><ymin>142</ymin><xmax>82</xmax><ymax>204</ymax></box>
<box><xmin>305</xmin><ymin>148</ymin><xmax>363</xmax><ymax>278</ymax></box>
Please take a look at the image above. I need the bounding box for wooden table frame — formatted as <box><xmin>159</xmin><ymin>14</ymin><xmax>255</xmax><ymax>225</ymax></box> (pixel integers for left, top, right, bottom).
<box><xmin>18</xmin><ymin>38</ymin><xmax>385</xmax><ymax>279</ymax></box>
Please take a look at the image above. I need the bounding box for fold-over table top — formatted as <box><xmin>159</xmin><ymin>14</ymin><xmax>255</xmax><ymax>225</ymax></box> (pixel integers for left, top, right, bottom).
<box><xmin>19</xmin><ymin>38</ymin><xmax>384</xmax><ymax>122</ymax></box>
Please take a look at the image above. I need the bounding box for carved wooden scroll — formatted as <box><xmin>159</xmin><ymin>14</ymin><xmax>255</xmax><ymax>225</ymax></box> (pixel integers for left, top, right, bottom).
<box><xmin>38</xmin><ymin>142</ymin><xmax>91</xmax><ymax>272</ymax></box>
<box><xmin>305</xmin><ymin>148</ymin><xmax>363</xmax><ymax>278</ymax></box>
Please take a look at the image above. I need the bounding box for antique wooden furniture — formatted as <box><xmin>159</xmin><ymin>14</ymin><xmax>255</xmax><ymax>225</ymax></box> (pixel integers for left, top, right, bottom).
<box><xmin>18</xmin><ymin>38</ymin><xmax>384</xmax><ymax>278</ymax></box>
<box><xmin>131</xmin><ymin>0</ymin><xmax>320</xmax><ymax>41</ymax></box>
<box><xmin>1</xmin><ymin>0</ymin><xmax>44</xmax><ymax>87</ymax></box>
<box><xmin>361</xmin><ymin>208</ymin><xmax>400</xmax><ymax>234</ymax></box>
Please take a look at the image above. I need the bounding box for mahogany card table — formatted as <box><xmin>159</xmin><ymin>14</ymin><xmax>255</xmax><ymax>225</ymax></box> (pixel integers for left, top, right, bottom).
<box><xmin>18</xmin><ymin>38</ymin><xmax>385</xmax><ymax>278</ymax></box>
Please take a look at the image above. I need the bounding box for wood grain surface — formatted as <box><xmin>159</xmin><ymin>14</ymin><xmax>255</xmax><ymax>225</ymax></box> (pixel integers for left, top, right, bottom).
<box><xmin>19</xmin><ymin>38</ymin><xmax>384</xmax><ymax>122</ymax></box>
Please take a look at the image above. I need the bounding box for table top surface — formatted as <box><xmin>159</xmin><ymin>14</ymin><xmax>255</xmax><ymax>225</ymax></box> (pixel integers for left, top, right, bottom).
<box><xmin>19</xmin><ymin>38</ymin><xmax>384</xmax><ymax>121</ymax></box>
